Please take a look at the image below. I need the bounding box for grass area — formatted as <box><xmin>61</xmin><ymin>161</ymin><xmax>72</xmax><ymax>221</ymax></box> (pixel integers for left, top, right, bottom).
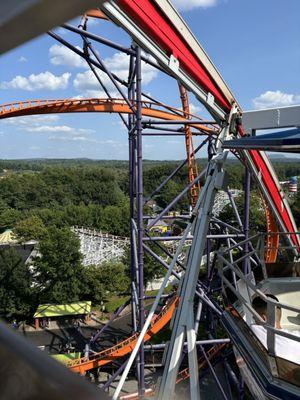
<box><xmin>103</xmin><ymin>295</ymin><xmax>130</xmax><ymax>314</ymax></box>
<box><xmin>92</xmin><ymin>285</ymin><xmax>175</xmax><ymax>316</ymax></box>
<box><xmin>145</xmin><ymin>284</ymin><xmax>174</xmax><ymax>297</ymax></box>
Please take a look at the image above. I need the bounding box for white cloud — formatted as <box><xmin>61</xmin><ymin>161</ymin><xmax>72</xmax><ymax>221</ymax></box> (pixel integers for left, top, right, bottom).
<box><xmin>49</xmin><ymin>44</ymin><xmax>87</xmax><ymax>68</ymax></box>
<box><xmin>171</xmin><ymin>0</ymin><xmax>218</xmax><ymax>11</ymax></box>
<box><xmin>26</xmin><ymin>125</ymin><xmax>94</xmax><ymax>136</ymax></box>
<box><xmin>2</xmin><ymin>115</ymin><xmax>95</xmax><ymax>143</ymax></box>
<box><xmin>18</xmin><ymin>56</ymin><xmax>27</xmax><ymax>63</ymax></box>
<box><xmin>73</xmin><ymin>52</ymin><xmax>157</xmax><ymax>97</ymax></box>
<box><xmin>27</xmin><ymin>125</ymin><xmax>73</xmax><ymax>133</ymax></box>
<box><xmin>1</xmin><ymin>71</ymin><xmax>71</xmax><ymax>91</ymax></box>
<box><xmin>48</xmin><ymin>136</ymin><xmax>123</xmax><ymax>146</ymax></box>
<box><xmin>48</xmin><ymin>135</ymin><xmax>96</xmax><ymax>143</ymax></box>
<box><xmin>252</xmin><ymin>90</ymin><xmax>300</xmax><ymax>110</ymax></box>
<box><xmin>189</xmin><ymin>103</ymin><xmax>203</xmax><ymax>115</ymax></box>
<box><xmin>3</xmin><ymin>115</ymin><xmax>60</xmax><ymax>126</ymax></box>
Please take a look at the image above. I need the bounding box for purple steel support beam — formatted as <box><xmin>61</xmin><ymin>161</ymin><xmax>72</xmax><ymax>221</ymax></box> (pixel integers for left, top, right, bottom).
<box><xmin>243</xmin><ymin>166</ymin><xmax>251</xmax><ymax>275</ymax></box>
<box><xmin>144</xmin><ymin>138</ymin><xmax>209</xmax><ymax>204</ymax></box>
<box><xmin>62</xmin><ymin>23</ymin><xmax>165</xmax><ymax>74</ymax></box>
<box><xmin>77</xmin><ymin>24</ymin><xmax>130</xmax><ymax>131</ymax></box>
<box><xmin>225</xmin><ymin>190</ymin><xmax>260</xmax><ymax>265</ymax></box>
<box><xmin>142</xmin><ymin>119</ymin><xmax>215</xmax><ymax>126</ymax></box>
<box><xmin>48</xmin><ymin>30</ymin><xmax>168</xmax><ymax>115</ymax></box>
<box><xmin>90</xmin><ymin>299</ymin><xmax>131</xmax><ymax>345</ymax></box>
<box><xmin>200</xmin><ymin>346</ymin><xmax>229</xmax><ymax>400</ymax></box>
<box><xmin>142</xmin><ymin>126</ymin><xmax>185</xmax><ymax>133</ymax></box>
<box><xmin>143</xmin><ymin>244</ymin><xmax>221</xmax><ymax>315</ymax></box>
<box><xmin>143</xmin><ymin>234</ymin><xmax>245</xmax><ymax>241</ymax></box>
<box><xmin>128</xmin><ymin>51</ymin><xmax>138</xmax><ymax>335</ymax></box>
<box><xmin>82</xmin><ymin>40</ymin><xmax>134</xmax><ymax>113</ymax></box>
<box><xmin>64</xmin><ymin>23</ymin><xmax>134</xmax><ymax>55</ymax></box>
<box><xmin>226</xmin><ymin>189</ymin><xmax>243</xmax><ymax>229</ymax></box>
<box><xmin>143</xmin><ymin>214</ymin><xmax>190</xmax><ymax>220</ymax></box>
<box><xmin>146</xmin><ymin>233</ymin><xmax>210</xmax><ymax>294</ymax></box>
<box><xmin>135</xmin><ymin>45</ymin><xmax>145</xmax><ymax>397</ymax></box>
<box><xmin>48</xmin><ymin>31</ymin><xmax>129</xmax><ymax>89</ymax></box>
<box><xmin>211</xmin><ymin>217</ymin><xmax>242</xmax><ymax>233</ymax></box>
<box><xmin>147</xmin><ymin>169</ymin><xmax>206</xmax><ymax>229</ymax></box>
<box><xmin>142</xmin><ymin>132</ymin><xmax>207</xmax><ymax>136</ymax></box>
<box><xmin>101</xmin><ymin>360</ymin><xmax>128</xmax><ymax>391</ymax></box>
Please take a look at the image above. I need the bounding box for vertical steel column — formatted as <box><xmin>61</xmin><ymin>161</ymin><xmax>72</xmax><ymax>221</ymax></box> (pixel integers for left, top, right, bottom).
<box><xmin>135</xmin><ymin>45</ymin><xmax>145</xmax><ymax>396</ymax></box>
<box><xmin>128</xmin><ymin>52</ymin><xmax>138</xmax><ymax>334</ymax></box>
<box><xmin>243</xmin><ymin>166</ymin><xmax>251</xmax><ymax>275</ymax></box>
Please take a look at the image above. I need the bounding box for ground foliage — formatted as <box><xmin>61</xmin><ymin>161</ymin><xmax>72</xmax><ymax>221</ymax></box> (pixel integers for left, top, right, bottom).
<box><xmin>0</xmin><ymin>248</ymin><xmax>34</xmax><ymax>318</ymax></box>
<box><xmin>0</xmin><ymin>158</ymin><xmax>299</xmax><ymax>320</ymax></box>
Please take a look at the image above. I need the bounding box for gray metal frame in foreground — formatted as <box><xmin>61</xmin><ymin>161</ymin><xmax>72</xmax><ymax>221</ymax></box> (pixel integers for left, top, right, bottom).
<box><xmin>157</xmin><ymin>106</ymin><xmax>236</xmax><ymax>399</ymax></box>
<box><xmin>242</xmin><ymin>105</ymin><xmax>300</xmax><ymax>135</ymax></box>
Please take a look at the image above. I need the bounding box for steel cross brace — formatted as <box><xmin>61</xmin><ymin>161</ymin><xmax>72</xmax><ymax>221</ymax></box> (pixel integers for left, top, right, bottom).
<box><xmin>157</xmin><ymin>122</ymin><xmax>232</xmax><ymax>400</ymax></box>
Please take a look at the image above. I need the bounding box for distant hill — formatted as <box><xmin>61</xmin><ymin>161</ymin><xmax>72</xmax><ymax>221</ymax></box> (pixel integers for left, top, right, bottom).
<box><xmin>0</xmin><ymin>155</ymin><xmax>298</xmax><ymax>173</ymax></box>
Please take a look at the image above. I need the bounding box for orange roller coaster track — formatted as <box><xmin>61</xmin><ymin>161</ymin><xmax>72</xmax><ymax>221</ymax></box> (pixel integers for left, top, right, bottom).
<box><xmin>0</xmin><ymin>98</ymin><xmax>216</xmax><ymax>134</ymax></box>
<box><xmin>178</xmin><ymin>84</ymin><xmax>200</xmax><ymax>207</ymax></box>
<box><xmin>261</xmin><ymin>196</ymin><xmax>279</xmax><ymax>263</ymax></box>
<box><xmin>67</xmin><ymin>296</ymin><xmax>178</xmax><ymax>375</ymax></box>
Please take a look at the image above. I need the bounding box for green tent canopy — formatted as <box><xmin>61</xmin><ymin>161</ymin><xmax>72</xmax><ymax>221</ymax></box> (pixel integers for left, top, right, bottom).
<box><xmin>34</xmin><ymin>301</ymin><xmax>91</xmax><ymax>318</ymax></box>
<box><xmin>51</xmin><ymin>352</ymin><xmax>81</xmax><ymax>365</ymax></box>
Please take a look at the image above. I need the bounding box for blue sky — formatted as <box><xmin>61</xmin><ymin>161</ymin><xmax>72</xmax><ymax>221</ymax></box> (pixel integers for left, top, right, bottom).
<box><xmin>0</xmin><ymin>0</ymin><xmax>299</xmax><ymax>160</ymax></box>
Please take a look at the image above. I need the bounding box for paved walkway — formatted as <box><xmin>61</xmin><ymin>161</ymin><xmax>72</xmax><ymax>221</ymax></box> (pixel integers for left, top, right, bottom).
<box><xmin>18</xmin><ymin>310</ymin><xmax>133</xmax><ymax>354</ymax></box>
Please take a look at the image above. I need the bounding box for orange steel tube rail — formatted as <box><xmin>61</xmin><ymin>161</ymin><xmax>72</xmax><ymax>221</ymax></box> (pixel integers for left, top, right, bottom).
<box><xmin>178</xmin><ymin>84</ymin><xmax>200</xmax><ymax>207</ymax></box>
<box><xmin>67</xmin><ymin>296</ymin><xmax>178</xmax><ymax>375</ymax></box>
<box><xmin>261</xmin><ymin>196</ymin><xmax>279</xmax><ymax>263</ymax></box>
<box><xmin>0</xmin><ymin>98</ymin><xmax>216</xmax><ymax>134</ymax></box>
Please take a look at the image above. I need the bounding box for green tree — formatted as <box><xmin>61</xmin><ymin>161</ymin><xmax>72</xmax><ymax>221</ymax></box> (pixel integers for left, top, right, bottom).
<box><xmin>291</xmin><ymin>194</ymin><xmax>300</xmax><ymax>228</ymax></box>
<box><xmin>0</xmin><ymin>208</ymin><xmax>23</xmax><ymax>228</ymax></box>
<box><xmin>34</xmin><ymin>226</ymin><xmax>85</xmax><ymax>304</ymax></box>
<box><xmin>218</xmin><ymin>192</ymin><xmax>266</xmax><ymax>233</ymax></box>
<box><xmin>123</xmin><ymin>245</ymin><xmax>165</xmax><ymax>286</ymax></box>
<box><xmin>0</xmin><ymin>248</ymin><xmax>34</xmax><ymax>319</ymax></box>
<box><xmin>156</xmin><ymin>180</ymin><xmax>189</xmax><ymax>211</ymax></box>
<box><xmin>15</xmin><ymin>215</ymin><xmax>46</xmax><ymax>241</ymax></box>
<box><xmin>84</xmin><ymin>262</ymin><xmax>130</xmax><ymax>304</ymax></box>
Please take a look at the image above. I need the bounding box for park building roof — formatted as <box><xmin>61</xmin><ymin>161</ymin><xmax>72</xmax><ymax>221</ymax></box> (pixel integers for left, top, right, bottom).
<box><xmin>0</xmin><ymin>229</ymin><xmax>16</xmax><ymax>244</ymax></box>
<box><xmin>34</xmin><ymin>301</ymin><xmax>91</xmax><ymax>319</ymax></box>
<box><xmin>147</xmin><ymin>219</ymin><xmax>169</xmax><ymax>228</ymax></box>
<box><xmin>51</xmin><ymin>352</ymin><xmax>81</xmax><ymax>365</ymax></box>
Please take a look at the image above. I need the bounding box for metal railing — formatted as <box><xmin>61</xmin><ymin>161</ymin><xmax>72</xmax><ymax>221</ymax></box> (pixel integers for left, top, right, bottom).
<box><xmin>217</xmin><ymin>232</ymin><xmax>300</xmax><ymax>360</ymax></box>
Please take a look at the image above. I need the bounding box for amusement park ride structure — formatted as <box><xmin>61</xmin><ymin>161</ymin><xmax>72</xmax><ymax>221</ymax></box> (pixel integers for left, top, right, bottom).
<box><xmin>1</xmin><ymin>1</ymin><xmax>300</xmax><ymax>400</ymax></box>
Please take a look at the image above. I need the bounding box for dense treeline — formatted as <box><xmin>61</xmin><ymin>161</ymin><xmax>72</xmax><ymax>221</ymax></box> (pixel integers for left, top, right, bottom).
<box><xmin>0</xmin><ymin>158</ymin><xmax>299</xmax><ymax>235</ymax></box>
<box><xmin>0</xmin><ymin>167</ymin><xmax>130</xmax><ymax>236</ymax></box>
<box><xmin>1</xmin><ymin>158</ymin><xmax>300</xmax><ymax>321</ymax></box>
